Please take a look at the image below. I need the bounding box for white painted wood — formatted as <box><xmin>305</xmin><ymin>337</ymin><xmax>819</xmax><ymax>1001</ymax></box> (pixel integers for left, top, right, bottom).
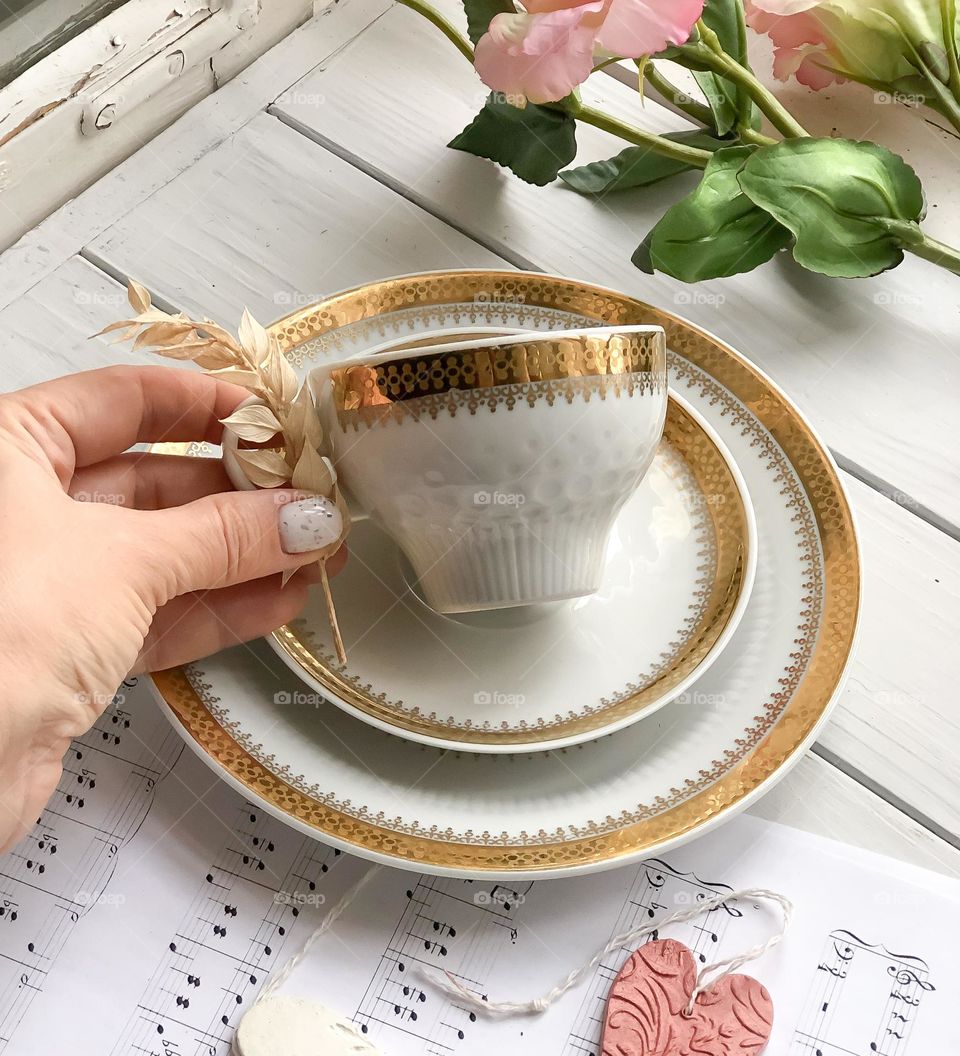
<box><xmin>0</xmin><ymin>256</ymin><xmax>159</xmax><ymax>392</ymax></box>
<box><xmin>819</xmin><ymin>476</ymin><xmax>960</xmax><ymax>838</ymax></box>
<box><xmin>271</xmin><ymin>0</ymin><xmax>960</xmax><ymax>529</ymax></box>
<box><xmin>79</xmin><ymin>102</ymin><xmax>960</xmax><ymax>841</ymax></box>
<box><xmin>749</xmin><ymin>754</ymin><xmax>960</xmax><ymax>879</ymax></box>
<box><xmin>0</xmin><ymin>0</ymin><xmax>318</xmax><ymax>252</ymax></box>
<box><xmin>86</xmin><ymin>111</ymin><xmax>505</xmax><ymax>322</ymax></box>
<box><xmin>0</xmin><ymin>0</ymin><xmax>383</xmax><ymax>270</ymax></box>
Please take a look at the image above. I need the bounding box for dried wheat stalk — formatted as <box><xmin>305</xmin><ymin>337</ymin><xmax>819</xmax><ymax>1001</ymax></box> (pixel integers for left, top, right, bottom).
<box><xmin>97</xmin><ymin>280</ymin><xmax>349</xmax><ymax>663</ymax></box>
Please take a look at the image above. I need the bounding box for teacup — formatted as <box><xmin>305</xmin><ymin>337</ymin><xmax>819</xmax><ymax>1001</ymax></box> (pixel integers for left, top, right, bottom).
<box><xmin>305</xmin><ymin>325</ymin><xmax>667</xmax><ymax>613</ymax></box>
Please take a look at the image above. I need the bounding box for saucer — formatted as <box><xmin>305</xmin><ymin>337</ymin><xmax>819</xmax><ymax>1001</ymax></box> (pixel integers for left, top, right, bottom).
<box><xmin>269</xmin><ymin>390</ymin><xmax>756</xmax><ymax>752</ymax></box>
<box><xmin>149</xmin><ymin>270</ymin><xmax>860</xmax><ymax>879</ymax></box>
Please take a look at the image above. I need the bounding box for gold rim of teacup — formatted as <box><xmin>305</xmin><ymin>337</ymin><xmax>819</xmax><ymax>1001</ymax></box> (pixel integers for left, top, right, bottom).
<box><xmin>330</xmin><ymin>327</ymin><xmax>665</xmax><ymax>416</ymax></box>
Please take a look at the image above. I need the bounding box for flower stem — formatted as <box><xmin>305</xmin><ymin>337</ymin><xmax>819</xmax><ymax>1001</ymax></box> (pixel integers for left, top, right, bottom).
<box><xmin>738</xmin><ymin>126</ymin><xmax>778</xmax><ymax>146</ymax></box>
<box><xmin>895</xmin><ymin>228</ymin><xmax>958</xmax><ymax>274</ymax></box>
<box><xmin>577</xmin><ymin>105</ymin><xmax>712</xmax><ymax>166</ymax></box>
<box><xmin>643</xmin><ymin>63</ymin><xmax>714</xmax><ymax>127</ymax></box>
<box><xmin>685</xmin><ymin>24</ymin><xmax>809</xmax><ymax>138</ymax></box>
<box><xmin>394</xmin><ymin>0</ymin><xmax>474</xmax><ymax>62</ymax></box>
<box><xmin>942</xmin><ymin>0</ymin><xmax>960</xmax><ymax>99</ymax></box>
<box><xmin>908</xmin><ymin>40</ymin><xmax>960</xmax><ymax>136</ymax></box>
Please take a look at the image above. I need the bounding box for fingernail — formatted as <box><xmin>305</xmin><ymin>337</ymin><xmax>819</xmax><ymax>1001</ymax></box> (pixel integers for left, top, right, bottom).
<box><xmin>278</xmin><ymin>496</ymin><xmax>342</xmax><ymax>554</ymax></box>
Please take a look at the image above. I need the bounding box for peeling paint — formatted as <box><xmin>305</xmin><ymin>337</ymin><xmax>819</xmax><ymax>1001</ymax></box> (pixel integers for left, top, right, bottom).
<box><xmin>0</xmin><ymin>99</ymin><xmax>65</xmax><ymax>149</ymax></box>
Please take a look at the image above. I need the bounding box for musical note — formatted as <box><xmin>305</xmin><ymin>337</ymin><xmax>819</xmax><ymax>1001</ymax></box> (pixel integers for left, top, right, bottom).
<box><xmin>353</xmin><ymin>875</ymin><xmax>534</xmax><ymax>1050</ymax></box>
<box><xmin>109</xmin><ymin>797</ymin><xmax>345</xmax><ymax>1055</ymax></box>
<box><xmin>792</xmin><ymin>930</ymin><xmax>936</xmax><ymax>1056</ymax></box>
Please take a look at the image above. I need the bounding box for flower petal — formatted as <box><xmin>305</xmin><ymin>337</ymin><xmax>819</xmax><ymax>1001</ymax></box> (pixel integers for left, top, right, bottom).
<box><xmin>595</xmin><ymin>0</ymin><xmax>704</xmax><ymax>58</ymax></box>
<box><xmin>748</xmin><ymin>0</ymin><xmax>821</xmax><ymax>14</ymax></box>
<box><xmin>475</xmin><ymin>8</ymin><xmax>599</xmax><ymax>103</ymax></box>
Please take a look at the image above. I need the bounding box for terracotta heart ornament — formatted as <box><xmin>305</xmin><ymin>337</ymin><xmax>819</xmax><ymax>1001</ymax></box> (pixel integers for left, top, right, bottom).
<box><xmin>601</xmin><ymin>939</ymin><xmax>773</xmax><ymax>1056</ymax></box>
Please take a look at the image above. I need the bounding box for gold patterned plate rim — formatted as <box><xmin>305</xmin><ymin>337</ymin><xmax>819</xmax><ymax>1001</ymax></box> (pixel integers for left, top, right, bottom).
<box><xmin>268</xmin><ymin>389</ymin><xmax>757</xmax><ymax>751</ymax></box>
<box><xmin>150</xmin><ymin>269</ymin><xmax>861</xmax><ymax>877</ymax></box>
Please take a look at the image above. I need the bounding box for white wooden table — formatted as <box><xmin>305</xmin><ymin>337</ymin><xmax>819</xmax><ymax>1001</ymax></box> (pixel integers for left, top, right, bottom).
<box><xmin>1</xmin><ymin>0</ymin><xmax>958</xmax><ymax>879</ymax></box>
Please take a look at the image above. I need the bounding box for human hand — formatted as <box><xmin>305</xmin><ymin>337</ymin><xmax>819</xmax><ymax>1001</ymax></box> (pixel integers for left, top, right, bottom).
<box><xmin>0</xmin><ymin>365</ymin><xmax>345</xmax><ymax>851</ymax></box>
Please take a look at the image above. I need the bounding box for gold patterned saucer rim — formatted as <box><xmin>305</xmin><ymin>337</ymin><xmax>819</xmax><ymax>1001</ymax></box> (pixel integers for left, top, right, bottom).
<box><xmin>266</xmin><ymin>388</ymin><xmax>755</xmax><ymax>750</ymax></box>
<box><xmin>148</xmin><ymin>269</ymin><xmax>860</xmax><ymax>876</ymax></box>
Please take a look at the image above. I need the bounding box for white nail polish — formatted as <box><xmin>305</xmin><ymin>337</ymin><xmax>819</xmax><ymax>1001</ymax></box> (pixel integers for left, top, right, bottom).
<box><xmin>278</xmin><ymin>496</ymin><xmax>342</xmax><ymax>554</ymax></box>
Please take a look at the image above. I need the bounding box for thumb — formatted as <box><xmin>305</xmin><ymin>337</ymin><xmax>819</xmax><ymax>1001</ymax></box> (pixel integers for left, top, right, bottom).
<box><xmin>141</xmin><ymin>490</ymin><xmax>343</xmax><ymax>595</ymax></box>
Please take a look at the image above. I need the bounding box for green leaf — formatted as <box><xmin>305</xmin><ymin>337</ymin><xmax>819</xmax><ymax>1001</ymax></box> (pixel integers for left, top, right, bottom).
<box><xmin>916</xmin><ymin>40</ymin><xmax>950</xmax><ymax>83</ymax></box>
<box><xmin>559</xmin><ymin>131</ymin><xmax>724</xmax><ymax>194</ymax></box>
<box><xmin>693</xmin><ymin>0</ymin><xmax>743</xmax><ymax>133</ymax></box>
<box><xmin>634</xmin><ymin>146</ymin><xmax>791</xmax><ymax>280</ymax></box>
<box><xmin>738</xmin><ymin>138</ymin><xmax>925</xmax><ymax>277</ymax></box>
<box><xmin>448</xmin><ymin>95</ymin><xmax>577</xmax><ymax>186</ymax></box>
<box><xmin>692</xmin><ymin>70</ymin><xmax>738</xmax><ymax>135</ymax></box>
<box><xmin>461</xmin><ymin>0</ymin><xmax>514</xmax><ymax>46</ymax></box>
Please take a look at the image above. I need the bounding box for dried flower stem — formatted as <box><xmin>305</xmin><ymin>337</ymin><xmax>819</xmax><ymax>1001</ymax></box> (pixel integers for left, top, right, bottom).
<box><xmin>96</xmin><ymin>281</ymin><xmax>350</xmax><ymax>662</ymax></box>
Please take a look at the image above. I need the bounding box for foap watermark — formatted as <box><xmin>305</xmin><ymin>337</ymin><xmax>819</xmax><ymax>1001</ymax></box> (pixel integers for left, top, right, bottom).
<box><xmin>275</xmin><ymin>889</ymin><xmax>327</xmax><ymax>908</ymax></box>
<box><xmin>273</xmin><ymin>289</ymin><xmax>324</xmax><ymax>308</ymax></box>
<box><xmin>473</xmin><ymin>887</ymin><xmax>527</xmax><ymax>908</ymax></box>
<box><xmin>669</xmin><ymin>88</ymin><xmax>727</xmax><ymax>110</ymax></box>
<box><xmin>76</xmin><ymin>289</ymin><xmax>127</xmax><ymax>308</ymax></box>
<box><xmin>670</xmin><ymin>890</ymin><xmax>736</xmax><ymax>909</ymax></box>
<box><xmin>889</xmin><ymin>489</ymin><xmax>918</xmax><ymax>511</ymax></box>
<box><xmin>474</xmin><ymin>489</ymin><xmax>526</xmax><ymax>507</ymax></box>
<box><xmin>874</xmin><ymin>90</ymin><xmax>925</xmax><ymax>106</ymax></box>
<box><xmin>76</xmin><ymin>890</ymin><xmax>126</xmax><ymax>908</ymax></box>
<box><xmin>473</xmin><ymin>289</ymin><xmax>526</xmax><ymax>305</ymax></box>
<box><xmin>873</xmin><ymin>290</ymin><xmax>923</xmax><ymax>307</ymax></box>
<box><xmin>488</xmin><ymin>90</ymin><xmax>527</xmax><ymax>108</ymax></box>
<box><xmin>474</xmin><ymin>689</ymin><xmax>526</xmax><ymax>708</ymax></box>
<box><xmin>275</xmin><ymin>89</ymin><xmax>326</xmax><ymax>107</ymax></box>
<box><xmin>274</xmin><ymin>690</ymin><xmax>326</xmax><ymax>708</ymax></box>
<box><xmin>73</xmin><ymin>490</ymin><xmax>127</xmax><ymax>506</ymax></box>
<box><xmin>674</xmin><ymin>690</ymin><xmax>727</xmax><ymax>707</ymax></box>
<box><xmin>75</xmin><ymin>688</ymin><xmax>124</xmax><ymax>709</ymax></box>
<box><xmin>674</xmin><ymin>290</ymin><xmax>726</xmax><ymax>307</ymax></box>
<box><xmin>687</xmin><ymin>490</ymin><xmax>727</xmax><ymax>510</ymax></box>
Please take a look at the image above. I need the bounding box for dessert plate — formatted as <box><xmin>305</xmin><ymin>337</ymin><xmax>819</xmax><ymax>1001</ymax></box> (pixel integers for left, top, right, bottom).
<box><xmin>149</xmin><ymin>270</ymin><xmax>860</xmax><ymax>880</ymax></box>
<box><xmin>269</xmin><ymin>390</ymin><xmax>756</xmax><ymax>752</ymax></box>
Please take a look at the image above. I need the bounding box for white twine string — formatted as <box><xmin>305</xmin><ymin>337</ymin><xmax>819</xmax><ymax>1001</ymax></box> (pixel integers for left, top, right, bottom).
<box><xmin>254</xmin><ymin>863</ymin><xmax>383</xmax><ymax>1007</ymax></box>
<box><xmin>416</xmin><ymin>887</ymin><xmax>792</xmax><ymax>1018</ymax></box>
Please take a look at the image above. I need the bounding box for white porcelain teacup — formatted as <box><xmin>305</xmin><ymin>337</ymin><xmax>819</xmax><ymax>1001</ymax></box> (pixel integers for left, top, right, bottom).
<box><xmin>301</xmin><ymin>325</ymin><xmax>668</xmax><ymax>613</ymax></box>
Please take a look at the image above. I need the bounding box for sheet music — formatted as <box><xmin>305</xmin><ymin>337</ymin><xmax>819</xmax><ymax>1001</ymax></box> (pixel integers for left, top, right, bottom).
<box><xmin>0</xmin><ymin>679</ymin><xmax>957</xmax><ymax>1054</ymax></box>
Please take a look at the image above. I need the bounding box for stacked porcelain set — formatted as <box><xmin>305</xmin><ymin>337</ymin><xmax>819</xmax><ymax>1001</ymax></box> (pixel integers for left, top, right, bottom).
<box><xmin>150</xmin><ymin>270</ymin><xmax>860</xmax><ymax>881</ymax></box>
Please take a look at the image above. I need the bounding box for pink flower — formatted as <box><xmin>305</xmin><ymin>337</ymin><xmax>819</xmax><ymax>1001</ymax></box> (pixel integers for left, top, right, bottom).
<box><xmin>474</xmin><ymin>0</ymin><xmax>706</xmax><ymax>104</ymax></box>
<box><xmin>745</xmin><ymin>0</ymin><xmax>949</xmax><ymax>91</ymax></box>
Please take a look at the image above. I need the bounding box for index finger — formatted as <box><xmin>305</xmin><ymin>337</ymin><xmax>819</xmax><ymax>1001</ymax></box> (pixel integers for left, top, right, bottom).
<box><xmin>12</xmin><ymin>364</ymin><xmax>250</xmax><ymax>468</ymax></box>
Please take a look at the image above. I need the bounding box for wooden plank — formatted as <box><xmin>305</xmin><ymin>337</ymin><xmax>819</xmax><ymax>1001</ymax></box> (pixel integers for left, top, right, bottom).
<box><xmin>271</xmin><ymin>0</ymin><xmax>960</xmax><ymax>529</ymax></box>
<box><xmin>821</xmin><ymin>476</ymin><xmax>960</xmax><ymax>840</ymax></box>
<box><xmin>0</xmin><ymin>0</ymin><xmax>392</xmax><ymax>310</ymax></box>
<box><xmin>0</xmin><ymin>255</ymin><xmax>157</xmax><ymax>392</ymax></box>
<box><xmin>86</xmin><ymin>111</ymin><xmax>505</xmax><ymax>323</ymax></box>
<box><xmin>0</xmin><ymin>0</ymin><xmax>321</xmax><ymax>253</ymax></box>
<box><xmin>750</xmin><ymin>754</ymin><xmax>960</xmax><ymax>879</ymax></box>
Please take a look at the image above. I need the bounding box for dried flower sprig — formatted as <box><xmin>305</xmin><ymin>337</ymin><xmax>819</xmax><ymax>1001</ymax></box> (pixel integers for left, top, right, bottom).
<box><xmin>97</xmin><ymin>280</ymin><xmax>349</xmax><ymax>663</ymax></box>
